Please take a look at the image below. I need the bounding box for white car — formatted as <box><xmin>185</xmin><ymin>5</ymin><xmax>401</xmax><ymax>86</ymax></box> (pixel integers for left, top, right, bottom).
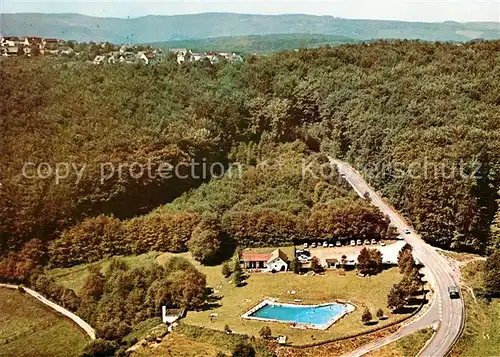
<box><xmin>323</xmin><ymin>241</ymin><xmax>328</xmax><ymax>247</ymax></box>
<box><xmin>311</xmin><ymin>242</ymin><xmax>317</xmax><ymax>248</ymax></box>
<box><xmin>380</xmin><ymin>241</ymin><xmax>386</xmax><ymax>246</ymax></box>
<box><xmin>328</xmin><ymin>243</ymin><xmax>334</xmax><ymax>247</ymax></box>
<box><xmin>350</xmin><ymin>240</ymin><xmax>356</xmax><ymax>246</ymax></box>
<box><xmin>403</xmin><ymin>228</ymin><xmax>411</xmax><ymax>234</ymax></box>
<box><xmin>363</xmin><ymin>239</ymin><xmax>370</xmax><ymax>245</ymax></box>
<box><xmin>336</xmin><ymin>241</ymin><xmax>342</xmax><ymax>247</ymax></box>
<box><xmin>303</xmin><ymin>243</ymin><xmax>308</xmax><ymax>249</ymax></box>
<box><xmin>357</xmin><ymin>239</ymin><xmax>362</xmax><ymax>245</ymax></box>
<box><xmin>371</xmin><ymin>239</ymin><xmax>377</xmax><ymax>244</ymax></box>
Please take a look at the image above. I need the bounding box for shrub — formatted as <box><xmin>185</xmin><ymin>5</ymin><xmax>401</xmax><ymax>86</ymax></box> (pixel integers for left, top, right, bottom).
<box><xmin>361</xmin><ymin>307</ymin><xmax>372</xmax><ymax>324</ymax></box>
<box><xmin>188</xmin><ymin>224</ymin><xmax>222</xmax><ymax>265</ymax></box>
<box><xmin>310</xmin><ymin>256</ymin><xmax>322</xmax><ymax>273</ymax></box>
<box><xmin>80</xmin><ymin>339</ymin><xmax>118</xmax><ymax>357</ymax></box>
<box><xmin>376</xmin><ymin>308</ymin><xmax>384</xmax><ymax>319</ymax></box>
<box><xmin>221</xmin><ymin>261</ymin><xmax>232</xmax><ymax>277</ymax></box>
<box><xmin>232</xmin><ymin>342</ymin><xmax>256</xmax><ymax>357</ymax></box>
<box><xmin>290</xmin><ymin>257</ymin><xmax>301</xmax><ymax>274</ymax></box>
<box><xmin>259</xmin><ymin>326</ymin><xmax>272</xmax><ymax>339</ymax></box>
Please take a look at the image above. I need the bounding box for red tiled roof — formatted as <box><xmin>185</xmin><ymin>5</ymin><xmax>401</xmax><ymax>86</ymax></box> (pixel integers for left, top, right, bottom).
<box><xmin>241</xmin><ymin>252</ymin><xmax>271</xmax><ymax>262</ymax></box>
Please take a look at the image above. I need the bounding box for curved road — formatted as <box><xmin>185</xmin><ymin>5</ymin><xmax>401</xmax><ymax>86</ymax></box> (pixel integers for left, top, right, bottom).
<box><xmin>0</xmin><ymin>283</ymin><xmax>96</xmax><ymax>340</ymax></box>
<box><xmin>332</xmin><ymin>160</ymin><xmax>465</xmax><ymax>357</ymax></box>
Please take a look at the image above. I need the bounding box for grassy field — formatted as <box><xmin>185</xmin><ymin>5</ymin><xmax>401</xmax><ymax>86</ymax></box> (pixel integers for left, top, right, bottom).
<box><xmin>133</xmin><ymin>332</ymin><xmax>225</xmax><ymax>357</ymax></box>
<box><xmin>48</xmin><ymin>251</ymin><xmax>161</xmax><ymax>294</ymax></box>
<box><xmin>183</xmin><ymin>267</ymin><xmax>415</xmax><ymax>345</ymax></box>
<box><xmin>0</xmin><ymin>288</ymin><xmax>89</xmax><ymax>357</ymax></box>
<box><xmin>450</xmin><ymin>260</ymin><xmax>500</xmax><ymax>357</ymax></box>
<box><xmin>49</xmin><ymin>249</ymin><xmax>419</xmax><ymax>346</ymax></box>
<box><xmin>161</xmin><ymin>252</ymin><xmax>413</xmax><ymax>345</ymax></box>
<box><xmin>365</xmin><ymin>328</ymin><xmax>433</xmax><ymax>357</ymax></box>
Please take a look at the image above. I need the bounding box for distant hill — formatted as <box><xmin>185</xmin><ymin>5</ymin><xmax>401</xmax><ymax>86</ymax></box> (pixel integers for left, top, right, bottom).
<box><xmin>1</xmin><ymin>12</ymin><xmax>499</xmax><ymax>44</ymax></box>
<box><xmin>150</xmin><ymin>34</ymin><xmax>358</xmax><ymax>53</ymax></box>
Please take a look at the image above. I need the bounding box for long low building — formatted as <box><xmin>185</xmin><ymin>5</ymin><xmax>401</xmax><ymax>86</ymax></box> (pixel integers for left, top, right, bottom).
<box><xmin>240</xmin><ymin>248</ymin><xmax>289</xmax><ymax>272</ymax></box>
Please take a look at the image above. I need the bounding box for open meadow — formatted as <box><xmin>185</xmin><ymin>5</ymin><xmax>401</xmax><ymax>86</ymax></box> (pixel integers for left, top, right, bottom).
<box><xmin>0</xmin><ymin>288</ymin><xmax>88</xmax><ymax>357</ymax></box>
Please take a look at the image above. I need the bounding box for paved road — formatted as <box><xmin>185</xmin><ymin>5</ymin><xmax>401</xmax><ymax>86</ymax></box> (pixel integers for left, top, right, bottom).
<box><xmin>332</xmin><ymin>160</ymin><xmax>465</xmax><ymax>357</ymax></box>
<box><xmin>0</xmin><ymin>283</ymin><xmax>96</xmax><ymax>340</ymax></box>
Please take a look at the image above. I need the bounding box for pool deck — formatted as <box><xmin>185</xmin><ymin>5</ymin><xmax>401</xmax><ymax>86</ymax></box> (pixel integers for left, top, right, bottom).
<box><xmin>241</xmin><ymin>299</ymin><xmax>355</xmax><ymax>330</ymax></box>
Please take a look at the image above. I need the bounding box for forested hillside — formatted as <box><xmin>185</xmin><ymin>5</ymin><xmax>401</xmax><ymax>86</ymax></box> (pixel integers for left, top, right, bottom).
<box><xmin>1</xmin><ymin>40</ymin><xmax>499</xmax><ymax>257</ymax></box>
<box><xmin>151</xmin><ymin>33</ymin><xmax>357</xmax><ymax>53</ymax></box>
<box><xmin>2</xmin><ymin>13</ymin><xmax>499</xmax><ymax>43</ymax></box>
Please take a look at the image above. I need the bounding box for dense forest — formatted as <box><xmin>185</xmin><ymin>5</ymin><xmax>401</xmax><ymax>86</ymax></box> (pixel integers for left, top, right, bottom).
<box><xmin>1</xmin><ymin>39</ymin><xmax>500</xmax><ymax>261</ymax></box>
<box><xmin>152</xmin><ymin>33</ymin><xmax>357</xmax><ymax>54</ymax></box>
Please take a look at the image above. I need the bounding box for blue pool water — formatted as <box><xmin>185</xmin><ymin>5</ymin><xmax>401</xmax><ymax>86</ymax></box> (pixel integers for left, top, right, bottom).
<box><xmin>249</xmin><ymin>302</ymin><xmax>350</xmax><ymax>328</ymax></box>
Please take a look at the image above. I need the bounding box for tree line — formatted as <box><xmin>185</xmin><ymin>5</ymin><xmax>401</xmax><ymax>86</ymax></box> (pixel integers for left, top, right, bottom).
<box><xmin>47</xmin><ymin>144</ymin><xmax>393</xmax><ymax>268</ymax></box>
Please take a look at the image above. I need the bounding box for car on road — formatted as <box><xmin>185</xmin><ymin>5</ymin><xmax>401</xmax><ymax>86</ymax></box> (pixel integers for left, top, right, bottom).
<box><xmin>350</xmin><ymin>240</ymin><xmax>356</xmax><ymax>246</ymax></box>
<box><xmin>311</xmin><ymin>242</ymin><xmax>316</xmax><ymax>248</ymax></box>
<box><xmin>448</xmin><ymin>286</ymin><xmax>460</xmax><ymax>299</ymax></box>
<box><xmin>323</xmin><ymin>241</ymin><xmax>328</xmax><ymax>247</ymax></box>
<box><xmin>403</xmin><ymin>228</ymin><xmax>411</xmax><ymax>234</ymax></box>
<box><xmin>363</xmin><ymin>239</ymin><xmax>370</xmax><ymax>245</ymax></box>
<box><xmin>380</xmin><ymin>241</ymin><xmax>386</xmax><ymax>246</ymax></box>
<box><xmin>336</xmin><ymin>241</ymin><xmax>342</xmax><ymax>247</ymax></box>
<box><xmin>371</xmin><ymin>239</ymin><xmax>377</xmax><ymax>244</ymax></box>
<box><xmin>340</xmin><ymin>173</ymin><xmax>346</xmax><ymax>178</ymax></box>
<box><xmin>303</xmin><ymin>243</ymin><xmax>308</xmax><ymax>249</ymax></box>
<box><xmin>356</xmin><ymin>239</ymin><xmax>362</xmax><ymax>245</ymax></box>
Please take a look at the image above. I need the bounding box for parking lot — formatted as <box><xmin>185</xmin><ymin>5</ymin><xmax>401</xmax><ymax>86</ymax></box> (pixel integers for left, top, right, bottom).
<box><xmin>296</xmin><ymin>240</ymin><xmax>403</xmax><ymax>267</ymax></box>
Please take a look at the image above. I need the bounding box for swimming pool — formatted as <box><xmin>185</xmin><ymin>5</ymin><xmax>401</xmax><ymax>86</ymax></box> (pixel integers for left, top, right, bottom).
<box><xmin>242</xmin><ymin>300</ymin><xmax>355</xmax><ymax>330</ymax></box>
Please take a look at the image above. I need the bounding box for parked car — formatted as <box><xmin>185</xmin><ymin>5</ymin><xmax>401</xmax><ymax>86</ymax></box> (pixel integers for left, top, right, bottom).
<box><xmin>371</xmin><ymin>239</ymin><xmax>377</xmax><ymax>244</ymax></box>
<box><xmin>323</xmin><ymin>241</ymin><xmax>328</xmax><ymax>247</ymax></box>
<box><xmin>357</xmin><ymin>239</ymin><xmax>362</xmax><ymax>245</ymax></box>
<box><xmin>350</xmin><ymin>240</ymin><xmax>356</xmax><ymax>246</ymax></box>
<box><xmin>336</xmin><ymin>241</ymin><xmax>342</xmax><ymax>247</ymax></box>
<box><xmin>448</xmin><ymin>286</ymin><xmax>460</xmax><ymax>299</ymax></box>
<box><xmin>403</xmin><ymin>228</ymin><xmax>411</xmax><ymax>234</ymax></box>
<box><xmin>303</xmin><ymin>243</ymin><xmax>308</xmax><ymax>249</ymax></box>
<box><xmin>363</xmin><ymin>239</ymin><xmax>370</xmax><ymax>245</ymax></box>
<box><xmin>328</xmin><ymin>242</ymin><xmax>334</xmax><ymax>247</ymax></box>
<box><xmin>380</xmin><ymin>241</ymin><xmax>386</xmax><ymax>246</ymax></box>
<box><xmin>311</xmin><ymin>242</ymin><xmax>317</xmax><ymax>248</ymax></box>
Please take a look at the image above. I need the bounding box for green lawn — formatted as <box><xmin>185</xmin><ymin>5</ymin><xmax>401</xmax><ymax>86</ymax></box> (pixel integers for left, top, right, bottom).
<box><xmin>132</xmin><ymin>332</ymin><xmax>225</xmax><ymax>357</ymax></box>
<box><xmin>49</xmin><ymin>250</ymin><xmax>419</xmax><ymax>346</ymax></box>
<box><xmin>48</xmin><ymin>251</ymin><xmax>161</xmax><ymax>294</ymax></box>
<box><xmin>0</xmin><ymin>288</ymin><xmax>89</xmax><ymax>357</ymax></box>
<box><xmin>451</xmin><ymin>261</ymin><xmax>500</xmax><ymax>357</ymax></box>
<box><xmin>366</xmin><ymin>328</ymin><xmax>434</xmax><ymax>357</ymax></box>
<box><xmin>168</xmin><ymin>254</ymin><xmax>415</xmax><ymax>345</ymax></box>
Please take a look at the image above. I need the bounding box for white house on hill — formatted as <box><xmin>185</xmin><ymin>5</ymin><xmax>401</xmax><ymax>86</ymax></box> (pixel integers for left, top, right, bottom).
<box><xmin>240</xmin><ymin>249</ymin><xmax>288</xmax><ymax>272</ymax></box>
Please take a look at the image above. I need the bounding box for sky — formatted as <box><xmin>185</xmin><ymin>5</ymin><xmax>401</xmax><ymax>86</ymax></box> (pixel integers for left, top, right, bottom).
<box><xmin>1</xmin><ymin>0</ymin><xmax>499</xmax><ymax>22</ymax></box>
